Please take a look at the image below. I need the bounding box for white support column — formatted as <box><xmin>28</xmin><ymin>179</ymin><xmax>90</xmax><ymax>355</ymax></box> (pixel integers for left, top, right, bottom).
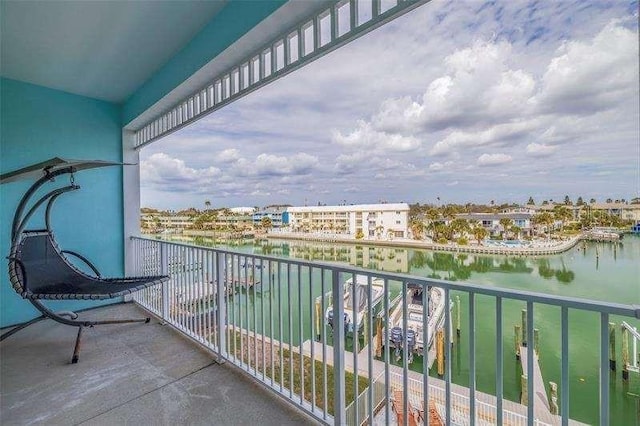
<box><xmin>122</xmin><ymin>129</ymin><xmax>141</xmax><ymax>284</ymax></box>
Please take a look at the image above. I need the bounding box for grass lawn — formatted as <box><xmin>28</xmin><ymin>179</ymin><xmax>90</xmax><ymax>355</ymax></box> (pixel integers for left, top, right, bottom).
<box><xmin>228</xmin><ymin>332</ymin><xmax>369</xmax><ymax>415</ymax></box>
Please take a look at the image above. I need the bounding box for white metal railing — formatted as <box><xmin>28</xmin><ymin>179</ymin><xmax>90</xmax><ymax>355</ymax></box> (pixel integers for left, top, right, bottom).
<box><xmin>130</xmin><ymin>236</ymin><xmax>639</xmax><ymax>426</ymax></box>
<box><xmin>621</xmin><ymin>321</ymin><xmax>640</xmax><ymax>373</ymax></box>
<box><xmin>133</xmin><ymin>0</ymin><xmax>430</xmax><ymax>148</ymax></box>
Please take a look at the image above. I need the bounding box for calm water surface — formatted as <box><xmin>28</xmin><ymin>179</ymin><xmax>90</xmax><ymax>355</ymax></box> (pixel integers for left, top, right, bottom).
<box><xmin>167</xmin><ymin>234</ymin><xmax>640</xmax><ymax>425</ymax></box>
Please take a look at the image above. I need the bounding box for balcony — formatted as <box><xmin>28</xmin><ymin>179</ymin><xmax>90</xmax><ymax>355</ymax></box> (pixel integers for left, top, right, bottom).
<box><xmin>121</xmin><ymin>237</ymin><xmax>637</xmax><ymax>425</ymax></box>
<box><xmin>1</xmin><ymin>236</ymin><xmax>638</xmax><ymax>425</ymax></box>
<box><xmin>0</xmin><ymin>302</ymin><xmax>313</xmax><ymax>425</ymax></box>
<box><xmin>1</xmin><ymin>2</ymin><xmax>638</xmax><ymax>426</ymax></box>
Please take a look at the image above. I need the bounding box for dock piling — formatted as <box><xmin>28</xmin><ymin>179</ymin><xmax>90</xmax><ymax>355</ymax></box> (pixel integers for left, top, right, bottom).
<box><xmin>549</xmin><ymin>381</ymin><xmax>559</xmax><ymax>415</ymax></box>
<box><xmin>609</xmin><ymin>322</ymin><xmax>616</xmax><ymax>371</ymax></box>
<box><xmin>315</xmin><ymin>299</ymin><xmax>321</xmax><ymax>341</ymax></box>
<box><xmin>437</xmin><ymin>328</ymin><xmax>445</xmax><ymax>376</ymax></box>
<box><xmin>622</xmin><ymin>326</ymin><xmax>630</xmax><ymax>381</ymax></box>
<box><xmin>456</xmin><ymin>296</ymin><xmax>461</xmax><ymax>337</ymax></box>
<box><xmin>515</xmin><ymin>324</ymin><xmax>522</xmax><ymax>360</ymax></box>
<box><xmin>521</xmin><ymin>309</ymin><xmax>527</xmax><ymax>346</ymax></box>
<box><xmin>375</xmin><ymin>317</ymin><xmax>382</xmax><ymax>358</ymax></box>
<box><xmin>534</xmin><ymin>328</ymin><xmax>540</xmax><ymax>355</ymax></box>
<box><xmin>520</xmin><ymin>374</ymin><xmax>528</xmax><ymax>405</ymax></box>
<box><xmin>363</xmin><ymin>309</ymin><xmax>368</xmax><ymax>347</ymax></box>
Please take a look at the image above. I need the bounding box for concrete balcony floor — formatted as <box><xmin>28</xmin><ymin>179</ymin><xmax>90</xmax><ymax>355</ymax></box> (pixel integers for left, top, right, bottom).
<box><xmin>1</xmin><ymin>303</ymin><xmax>316</xmax><ymax>425</ymax></box>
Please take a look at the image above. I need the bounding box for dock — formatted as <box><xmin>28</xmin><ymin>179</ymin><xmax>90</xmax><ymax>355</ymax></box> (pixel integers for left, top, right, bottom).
<box><xmin>299</xmin><ymin>340</ymin><xmax>585</xmax><ymax>425</ymax></box>
<box><xmin>519</xmin><ymin>345</ymin><xmax>550</xmax><ymax>411</ymax></box>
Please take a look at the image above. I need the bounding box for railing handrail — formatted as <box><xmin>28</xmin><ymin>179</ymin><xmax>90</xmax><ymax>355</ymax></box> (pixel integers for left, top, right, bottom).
<box><xmin>131</xmin><ymin>236</ymin><xmax>639</xmax><ymax>318</ymax></box>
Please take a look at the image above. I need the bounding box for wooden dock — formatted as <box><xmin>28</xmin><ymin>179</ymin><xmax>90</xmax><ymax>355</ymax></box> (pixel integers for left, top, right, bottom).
<box><xmin>300</xmin><ymin>340</ymin><xmax>585</xmax><ymax>425</ymax></box>
<box><xmin>519</xmin><ymin>345</ymin><xmax>550</xmax><ymax>411</ymax></box>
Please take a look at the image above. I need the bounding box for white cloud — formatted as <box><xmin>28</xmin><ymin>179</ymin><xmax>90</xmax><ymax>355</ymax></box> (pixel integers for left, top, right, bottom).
<box><xmin>217</xmin><ymin>148</ymin><xmax>241</xmax><ymax>163</ymax></box>
<box><xmin>141</xmin><ymin>153</ymin><xmax>221</xmax><ymax>191</ymax></box>
<box><xmin>477</xmin><ymin>153</ymin><xmax>513</xmax><ymax>166</ymax></box>
<box><xmin>251</xmin><ymin>153</ymin><xmax>318</xmax><ymax>176</ymax></box>
<box><xmin>140</xmin><ymin>3</ymin><xmax>638</xmax><ymax>209</ymax></box>
<box><xmin>526</xmin><ymin>143</ymin><xmax>558</xmax><ymax>157</ymax></box>
<box><xmin>429</xmin><ymin>161</ymin><xmax>453</xmax><ymax>171</ymax></box>
<box><xmin>429</xmin><ymin>120</ymin><xmax>539</xmax><ymax>156</ymax></box>
<box><xmin>332</xmin><ymin>120</ymin><xmax>421</xmax><ymax>153</ymax></box>
<box><xmin>535</xmin><ymin>21</ymin><xmax>638</xmax><ymax>115</ymax></box>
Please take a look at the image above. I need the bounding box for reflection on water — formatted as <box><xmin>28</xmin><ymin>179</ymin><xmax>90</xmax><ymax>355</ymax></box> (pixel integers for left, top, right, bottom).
<box><xmin>155</xmin><ymin>234</ymin><xmax>638</xmax><ymax>425</ymax></box>
<box><xmin>256</xmin><ymin>241</ymin><xmax>410</xmax><ymax>273</ymax></box>
<box><xmin>255</xmin><ymin>240</ymin><xmax>574</xmax><ymax>284</ymax></box>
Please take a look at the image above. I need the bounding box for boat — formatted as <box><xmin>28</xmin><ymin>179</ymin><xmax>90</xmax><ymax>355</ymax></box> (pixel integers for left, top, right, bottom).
<box><xmin>631</xmin><ymin>222</ymin><xmax>640</xmax><ymax>234</ymax></box>
<box><xmin>324</xmin><ymin>275</ymin><xmax>385</xmax><ymax>334</ymax></box>
<box><xmin>386</xmin><ymin>285</ymin><xmax>449</xmax><ymax>364</ymax></box>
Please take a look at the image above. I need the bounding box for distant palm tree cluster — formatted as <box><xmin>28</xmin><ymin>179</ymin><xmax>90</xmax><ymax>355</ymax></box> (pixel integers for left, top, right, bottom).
<box><xmin>407</xmin><ymin>197</ymin><xmax>635</xmax><ymax>245</ymax></box>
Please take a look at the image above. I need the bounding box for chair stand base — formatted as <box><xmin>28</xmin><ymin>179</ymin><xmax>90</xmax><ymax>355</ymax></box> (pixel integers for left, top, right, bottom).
<box><xmin>72</xmin><ymin>326</ymin><xmax>83</xmax><ymax>364</ymax></box>
<box><xmin>68</xmin><ymin>317</ymin><xmax>151</xmax><ymax>363</ymax></box>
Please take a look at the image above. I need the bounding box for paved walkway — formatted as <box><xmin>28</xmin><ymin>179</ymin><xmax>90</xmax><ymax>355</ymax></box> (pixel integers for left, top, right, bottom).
<box><xmin>1</xmin><ymin>303</ymin><xmax>316</xmax><ymax>426</ymax></box>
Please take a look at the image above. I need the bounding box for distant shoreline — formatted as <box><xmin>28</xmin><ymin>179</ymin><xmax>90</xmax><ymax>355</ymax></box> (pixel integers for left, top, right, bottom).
<box><xmin>260</xmin><ymin>232</ymin><xmax>585</xmax><ymax>256</ymax></box>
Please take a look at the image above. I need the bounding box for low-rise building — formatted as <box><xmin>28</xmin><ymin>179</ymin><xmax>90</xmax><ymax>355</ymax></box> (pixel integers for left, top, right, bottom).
<box><xmin>587</xmin><ymin>203</ymin><xmax>640</xmax><ymax>221</ymax></box>
<box><xmin>286</xmin><ymin>203</ymin><xmax>410</xmax><ymax>239</ymax></box>
<box><xmin>253</xmin><ymin>207</ymin><xmax>288</xmax><ymax>228</ymax></box>
<box><xmin>533</xmin><ymin>203</ymin><xmax>640</xmax><ymax>222</ymax></box>
<box><xmin>453</xmin><ymin>211</ymin><xmax>533</xmax><ymax>237</ymax></box>
<box><xmin>141</xmin><ymin>214</ymin><xmax>193</xmax><ymax>232</ymax></box>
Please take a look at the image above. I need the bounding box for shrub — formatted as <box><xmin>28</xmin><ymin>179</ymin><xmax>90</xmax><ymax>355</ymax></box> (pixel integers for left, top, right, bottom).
<box><xmin>457</xmin><ymin>237</ymin><xmax>468</xmax><ymax>246</ymax></box>
<box><xmin>437</xmin><ymin>237</ymin><xmax>448</xmax><ymax>245</ymax></box>
<box><xmin>355</xmin><ymin>230</ymin><xmax>364</xmax><ymax>239</ymax></box>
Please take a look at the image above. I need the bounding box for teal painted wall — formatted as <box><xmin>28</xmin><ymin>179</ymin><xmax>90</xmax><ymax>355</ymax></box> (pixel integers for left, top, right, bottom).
<box><xmin>0</xmin><ymin>78</ymin><xmax>124</xmax><ymax>327</ymax></box>
<box><xmin>123</xmin><ymin>0</ymin><xmax>286</xmax><ymax>125</ymax></box>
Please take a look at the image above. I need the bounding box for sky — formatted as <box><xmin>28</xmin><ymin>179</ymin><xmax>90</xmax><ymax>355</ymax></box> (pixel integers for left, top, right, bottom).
<box><xmin>140</xmin><ymin>0</ymin><xmax>640</xmax><ymax>210</ymax></box>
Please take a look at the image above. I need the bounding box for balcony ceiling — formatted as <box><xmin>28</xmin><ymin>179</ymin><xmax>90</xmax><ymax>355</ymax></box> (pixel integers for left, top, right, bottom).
<box><xmin>0</xmin><ymin>1</ymin><xmax>227</xmax><ymax>103</ymax></box>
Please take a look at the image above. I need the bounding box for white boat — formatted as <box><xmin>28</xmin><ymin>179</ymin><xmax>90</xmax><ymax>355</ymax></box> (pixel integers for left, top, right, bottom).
<box><xmin>324</xmin><ymin>275</ymin><xmax>385</xmax><ymax>334</ymax></box>
<box><xmin>386</xmin><ymin>285</ymin><xmax>449</xmax><ymax>364</ymax></box>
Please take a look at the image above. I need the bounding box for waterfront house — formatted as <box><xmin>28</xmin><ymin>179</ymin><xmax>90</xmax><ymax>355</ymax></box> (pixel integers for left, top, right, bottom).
<box><xmin>252</xmin><ymin>206</ymin><xmax>288</xmax><ymax>229</ymax></box>
<box><xmin>286</xmin><ymin>203</ymin><xmax>410</xmax><ymax>238</ymax></box>
<box><xmin>453</xmin><ymin>211</ymin><xmax>533</xmax><ymax>238</ymax></box>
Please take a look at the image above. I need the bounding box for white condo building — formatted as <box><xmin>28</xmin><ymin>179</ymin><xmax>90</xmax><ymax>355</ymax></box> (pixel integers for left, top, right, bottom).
<box><xmin>286</xmin><ymin>203</ymin><xmax>410</xmax><ymax>239</ymax></box>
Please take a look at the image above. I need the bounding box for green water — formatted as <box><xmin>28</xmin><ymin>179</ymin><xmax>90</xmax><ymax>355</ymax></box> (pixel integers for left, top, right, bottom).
<box><xmin>173</xmin><ymin>235</ymin><xmax>640</xmax><ymax>425</ymax></box>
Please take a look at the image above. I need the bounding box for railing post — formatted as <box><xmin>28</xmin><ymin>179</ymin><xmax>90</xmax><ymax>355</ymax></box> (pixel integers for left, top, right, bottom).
<box><xmin>332</xmin><ymin>268</ymin><xmax>346</xmax><ymax>425</ymax></box>
<box><xmin>216</xmin><ymin>252</ymin><xmax>227</xmax><ymax>364</ymax></box>
<box><xmin>160</xmin><ymin>243</ymin><xmax>170</xmax><ymax>322</ymax></box>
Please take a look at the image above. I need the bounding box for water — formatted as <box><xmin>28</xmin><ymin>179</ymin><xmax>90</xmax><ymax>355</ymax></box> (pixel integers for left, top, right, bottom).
<box><xmin>167</xmin><ymin>234</ymin><xmax>640</xmax><ymax>425</ymax></box>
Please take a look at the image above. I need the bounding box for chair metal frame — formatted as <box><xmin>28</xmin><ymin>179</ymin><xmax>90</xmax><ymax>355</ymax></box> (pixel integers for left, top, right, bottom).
<box><xmin>2</xmin><ymin>160</ymin><xmax>168</xmax><ymax>363</ymax></box>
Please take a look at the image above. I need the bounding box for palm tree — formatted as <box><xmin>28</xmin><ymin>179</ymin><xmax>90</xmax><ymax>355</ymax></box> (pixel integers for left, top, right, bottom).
<box><xmin>426</xmin><ymin>208</ymin><xmax>440</xmax><ymax>223</ymax></box>
<box><xmin>450</xmin><ymin>218</ymin><xmax>470</xmax><ymax>239</ymax></box>
<box><xmin>204</xmin><ymin>200</ymin><xmax>211</xmax><ymax>210</ymax></box>
<box><xmin>441</xmin><ymin>205</ymin><xmax>457</xmax><ymax>221</ymax></box>
<box><xmin>261</xmin><ymin>216</ymin><xmax>273</xmax><ymax>233</ymax></box>
<box><xmin>553</xmin><ymin>206</ymin><xmax>572</xmax><ymax>233</ymax></box>
<box><xmin>436</xmin><ymin>223</ymin><xmax>453</xmax><ymax>241</ymax></box>
<box><xmin>499</xmin><ymin>218</ymin><xmax>514</xmax><ymax>239</ymax></box>
<box><xmin>410</xmin><ymin>218</ymin><xmax>425</xmax><ymax>240</ymax></box>
<box><xmin>472</xmin><ymin>226</ymin><xmax>488</xmax><ymax>245</ymax></box>
<box><xmin>426</xmin><ymin>221</ymin><xmax>439</xmax><ymax>240</ymax></box>
<box><xmin>532</xmin><ymin>212</ymin><xmax>554</xmax><ymax>239</ymax></box>
<box><xmin>510</xmin><ymin>225</ymin><xmax>522</xmax><ymax>240</ymax></box>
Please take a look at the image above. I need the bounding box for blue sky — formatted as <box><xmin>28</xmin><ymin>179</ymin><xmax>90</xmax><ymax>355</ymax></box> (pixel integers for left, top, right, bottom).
<box><xmin>141</xmin><ymin>0</ymin><xmax>639</xmax><ymax>210</ymax></box>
